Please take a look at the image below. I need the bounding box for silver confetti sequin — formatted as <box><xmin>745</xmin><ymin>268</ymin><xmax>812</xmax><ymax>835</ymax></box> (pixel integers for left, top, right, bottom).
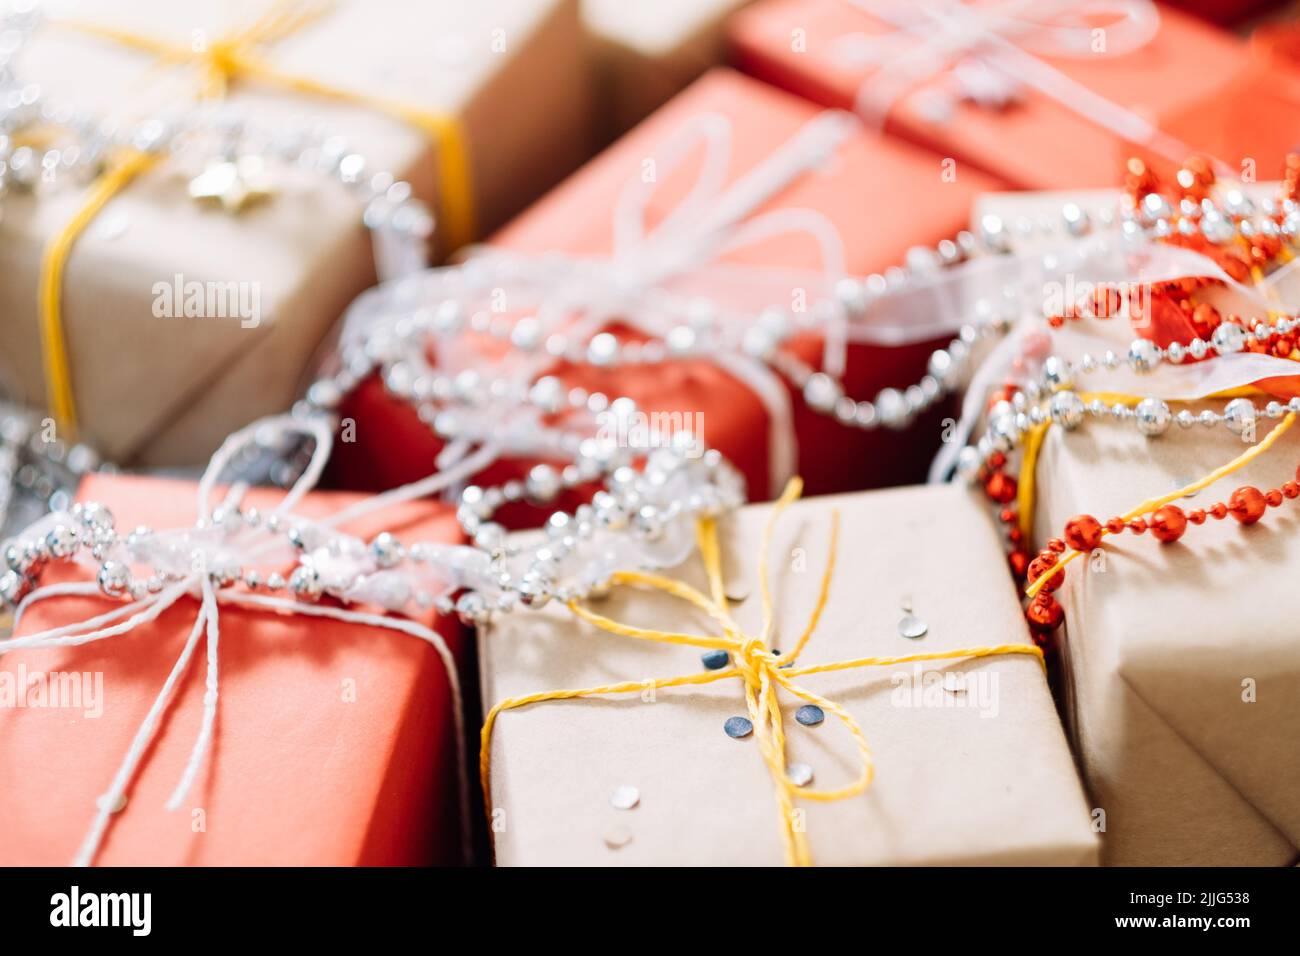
<box><xmin>787</xmin><ymin>762</ymin><xmax>814</xmax><ymax>787</ymax></box>
<box><xmin>701</xmin><ymin>649</ymin><xmax>730</xmax><ymax>670</ymax></box>
<box><xmin>795</xmin><ymin>704</ymin><xmax>824</xmax><ymax>726</ymax></box>
<box><xmin>610</xmin><ymin>785</ymin><xmax>640</xmax><ymax>810</ymax></box>
<box><xmin>724</xmin><ymin>716</ymin><xmax>754</xmax><ymax>738</ymax></box>
<box><xmin>898</xmin><ymin>597</ymin><xmax>927</xmax><ymax>639</ymax></box>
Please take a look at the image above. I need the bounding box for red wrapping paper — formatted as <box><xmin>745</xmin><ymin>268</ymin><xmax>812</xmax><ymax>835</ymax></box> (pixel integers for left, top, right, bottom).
<box><xmin>1166</xmin><ymin>0</ymin><xmax>1288</xmax><ymax>25</ymax></box>
<box><xmin>331</xmin><ymin>68</ymin><xmax>1003</xmax><ymax>515</ymax></box>
<box><xmin>0</xmin><ymin>474</ymin><xmax>467</xmax><ymax>865</ymax></box>
<box><xmin>729</xmin><ymin>0</ymin><xmax>1265</xmax><ymax>190</ymax></box>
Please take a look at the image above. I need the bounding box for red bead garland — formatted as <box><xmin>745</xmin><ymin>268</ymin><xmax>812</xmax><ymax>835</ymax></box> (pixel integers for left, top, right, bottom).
<box><xmin>1017</xmin><ymin>466</ymin><xmax>1300</xmax><ymax>637</ymax></box>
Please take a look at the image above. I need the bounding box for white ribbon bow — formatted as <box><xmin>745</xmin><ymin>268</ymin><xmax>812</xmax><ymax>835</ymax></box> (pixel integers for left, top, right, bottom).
<box><xmin>838</xmin><ymin>0</ymin><xmax>1205</xmax><ymax>171</ymax></box>
<box><xmin>0</xmin><ymin>414</ymin><xmax>494</xmax><ymax>866</ymax></box>
<box><xmin>339</xmin><ymin>109</ymin><xmax>981</xmax><ymax>495</ymax></box>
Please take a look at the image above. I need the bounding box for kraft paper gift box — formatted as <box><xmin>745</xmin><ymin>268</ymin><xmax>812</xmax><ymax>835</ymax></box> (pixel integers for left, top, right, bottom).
<box><xmin>0</xmin><ymin>474</ymin><xmax>470</xmax><ymax>865</ymax></box>
<box><xmin>969</xmin><ymin>187</ymin><xmax>1300</xmax><ymax>865</ymax></box>
<box><xmin>582</xmin><ymin>0</ymin><xmax>754</xmax><ymax>140</ymax></box>
<box><xmin>478</xmin><ymin>484</ymin><xmax>1099</xmax><ymax>866</ymax></box>
<box><xmin>1031</xmin><ymin>406</ymin><xmax>1300</xmax><ymax>866</ymax></box>
<box><xmin>0</xmin><ymin>0</ymin><xmax>591</xmax><ymax>469</ymax></box>
<box><xmin>728</xmin><ymin>0</ymin><xmax>1267</xmax><ymax>191</ymax></box>
<box><xmin>331</xmin><ymin>68</ymin><xmax>1006</xmax><ymax>515</ymax></box>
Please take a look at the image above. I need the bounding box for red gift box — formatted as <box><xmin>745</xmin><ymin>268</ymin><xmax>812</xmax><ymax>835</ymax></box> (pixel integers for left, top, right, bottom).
<box><xmin>729</xmin><ymin>0</ymin><xmax>1264</xmax><ymax>190</ymax></box>
<box><xmin>1166</xmin><ymin>0</ymin><xmax>1288</xmax><ymax>26</ymax></box>
<box><xmin>0</xmin><ymin>473</ymin><xmax>468</xmax><ymax>866</ymax></box>
<box><xmin>1126</xmin><ymin>55</ymin><xmax>1300</xmax><ymax>186</ymax></box>
<box><xmin>331</xmin><ymin>68</ymin><xmax>1003</xmax><ymax>513</ymax></box>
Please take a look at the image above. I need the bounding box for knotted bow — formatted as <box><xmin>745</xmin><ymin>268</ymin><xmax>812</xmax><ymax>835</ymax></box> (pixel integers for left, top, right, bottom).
<box><xmin>0</xmin><ymin>413</ymin><xmax>495</xmax><ymax>866</ymax></box>
<box><xmin>480</xmin><ymin>478</ymin><xmax>1044</xmax><ymax>866</ymax></box>
<box><xmin>340</xmin><ymin>109</ymin><xmax>977</xmax><ymax>496</ymax></box>
<box><xmin>838</xmin><ymin>0</ymin><xmax>1204</xmax><ymax>171</ymax></box>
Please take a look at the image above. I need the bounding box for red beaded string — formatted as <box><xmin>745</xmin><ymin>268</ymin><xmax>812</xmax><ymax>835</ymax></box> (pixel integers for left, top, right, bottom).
<box><xmin>1020</xmin><ymin>466</ymin><xmax>1300</xmax><ymax>644</ymax></box>
<box><xmin>983</xmin><ymin>154</ymin><xmax>1300</xmax><ymax>645</ymax></box>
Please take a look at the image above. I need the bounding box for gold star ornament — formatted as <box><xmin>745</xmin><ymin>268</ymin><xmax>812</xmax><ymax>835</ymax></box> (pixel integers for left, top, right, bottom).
<box><xmin>188</xmin><ymin>155</ymin><xmax>274</xmax><ymax>213</ymax></box>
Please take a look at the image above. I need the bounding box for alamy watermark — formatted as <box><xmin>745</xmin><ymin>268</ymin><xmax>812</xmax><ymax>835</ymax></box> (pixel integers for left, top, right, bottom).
<box><xmin>890</xmin><ymin>664</ymin><xmax>1000</xmax><ymax>719</ymax></box>
<box><xmin>595</xmin><ymin>409</ymin><xmax>706</xmax><ymax>458</ymax></box>
<box><xmin>152</xmin><ymin>273</ymin><xmax>261</xmax><ymax>328</ymax></box>
<box><xmin>0</xmin><ymin>664</ymin><xmax>103</xmax><ymax>718</ymax></box>
<box><xmin>1042</xmin><ymin>275</ymin><xmax>1153</xmax><ymax>328</ymax></box>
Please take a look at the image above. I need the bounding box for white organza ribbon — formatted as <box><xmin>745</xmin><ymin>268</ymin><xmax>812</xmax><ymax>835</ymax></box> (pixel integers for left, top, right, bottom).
<box><xmin>838</xmin><ymin>0</ymin><xmax>1202</xmax><ymax>170</ymax></box>
<box><xmin>0</xmin><ymin>414</ymin><xmax>493</xmax><ymax>867</ymax></box>
<box><xmin>338</xmin><ymin>109</ymin><xmax>985</xmax><ymax>494</ymax></box>
<box><xmin>927</xmin><ymin>226</ymin><xmax>1300</xmax><ymax>481</ymax></box>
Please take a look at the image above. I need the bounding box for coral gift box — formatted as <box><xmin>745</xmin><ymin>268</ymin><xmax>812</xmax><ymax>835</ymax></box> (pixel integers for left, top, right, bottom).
<box><xmin>729</xmin><ymin>0</ymin><xmax>1272</xmax><ymax>190</ymax></box>
<box><xmin>332</xmin><ymin>68</ymin><xmax>1005</xmax><ymax>514</ymax></box>
<box><xmin>0</xmin><ymin>474</ymin><xmax>468</xmax><ymax>866</ymax></box>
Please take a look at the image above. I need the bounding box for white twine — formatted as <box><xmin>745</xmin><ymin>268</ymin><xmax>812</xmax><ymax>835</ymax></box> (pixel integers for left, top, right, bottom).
<box><xmin>0</xmin><ymin>413</ymin><xmax>487</xmax><ymax>867</ymax></box>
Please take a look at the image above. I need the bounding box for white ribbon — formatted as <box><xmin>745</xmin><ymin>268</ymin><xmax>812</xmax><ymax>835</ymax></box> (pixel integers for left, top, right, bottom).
<box><xmin>0</xmin><ymin>414</ymin><xmax>492</xmax><ymax>867</ymax></box>
<box><xmin>926</xmin><ymin>223</ymin><xmax>1300</xmax><ymax>482</ymax></box>
<box><xmin>838</xmin><ymin>0</ymin><xmax>1208</xmax><ymax>171</ymax></box>
<box><xmin>337</xmin><ymin>109</ymin><xmax>986</xmax><ymax>496</ymax></box>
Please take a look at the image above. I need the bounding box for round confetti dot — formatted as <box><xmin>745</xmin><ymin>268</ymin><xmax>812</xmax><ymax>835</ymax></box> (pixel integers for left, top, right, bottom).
<box><xmin>610</xmin><ymin>785</ymin><xmax>640</xmax><ymax>810</ymax></box>
<box><xmin>787</xmin><ymin>762</ymin><xmax>814</xmax><ymax>787</ymax></box>
<box><xmin>795</xmin><ymin>704</ymin><xmax>824</xmax><ymax>727</ymax></box>
<box><xmin>604</xmin><ymin>825</ymin><xmax>633</xmax><ymax>849</ymax></box>
<box><xmin>898</xmin><ymin>613</ymin><xmax>928</xmax><ymax>640</ymax></box>
<box><xmin>724</xmin><ymin>716</ymin><xmax>753</xmax><ymax>738</ymax></box>
<box><xmin>701</xmin><ymin>649</ymin><xmax>730</xmax><ymax>670</ymax></box>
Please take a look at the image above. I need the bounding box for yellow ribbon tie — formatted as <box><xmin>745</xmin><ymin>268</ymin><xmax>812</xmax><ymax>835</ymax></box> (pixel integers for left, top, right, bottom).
<box><xmin>481</xmin><ymin>478</ymin><xmax>1046</xmax><ymax>867</ymax></box>
<box><xmin>41</xmin><ymin>0</ymin><xmax>475</xmax><ymax>435</ymax></box>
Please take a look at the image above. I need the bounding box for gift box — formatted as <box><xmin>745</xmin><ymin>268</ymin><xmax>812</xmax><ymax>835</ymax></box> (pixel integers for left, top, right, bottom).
<box><xmin>331</xmin><ymin>68</ymin><xmax>1006</xmax><ymax>513</ymax></box>
<box><xmin>1030</xmin><ymin>404</ymin><xmax>1300</xmax><ymax>866</ymax></box>
<box><xmin>0</xmin><ymin>472</ymin><xmax>469</xmax><ymax>865</ymax></box>
<box><xmin>1165</xmin><ymin>0</ymin><xmax>1289</xmax><ymax>26</ymax></box>
<box><xmin>1252</xmin><ymin>15</ymin><xmax>1300</xmax><ymax>71</ymax></box>
<box><xmin>729</xmin><ymin>0</ymin><xmax>1265</xmax><ymax>191</ymax></box>
<box><xmin>1131</xmin><ymin>59</ymin><xmax>1300</xmax><ymax>186</ymax></box>
<box><xmin>968</xmin><ymin>185</ymin><xmax>1300</xmax><ymax>865</ymax></box>
<box><xmin>582</xmin><ymin>0</ymin><xmax>754</xmax><ymax>140</ymax></box>
<box><xmin>0</xmin><ymin>0</ymin><xmax>591</xmax><ymax>468</ymax></box>
<box><xmin>478</xmin><ymin>483</ymin><xmax>1099</xmax><ymax>866</ymax></box>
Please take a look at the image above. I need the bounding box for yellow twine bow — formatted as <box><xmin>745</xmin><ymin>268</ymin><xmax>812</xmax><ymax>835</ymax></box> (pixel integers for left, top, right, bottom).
<box><xmin>481</xmin><ymin>478</ymin><xmax>1045</xmax><ymax>866</ymax></box>
<box><xmin>40</xmin><ymin>0</ymin><xmax>475</xmax><ymax>436</ymax></box>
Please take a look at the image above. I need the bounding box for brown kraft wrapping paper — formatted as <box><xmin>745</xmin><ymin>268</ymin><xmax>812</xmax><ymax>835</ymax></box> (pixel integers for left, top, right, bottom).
<box><xmin>0</xmin><ymin>0</ymin><xmax>591</xmax><ymax>467</ymax></box>
<box><xmin>480</xmin><ymin>484</ymin><xmax>1098</xmax><ymax>866</ymax></box>
<box><xmin>972</xmin><ymin>187</ymin><xmax>1300</xmax><ymax>866</ymax></box>
<box><xmin>1033</xmin><ymin>410</ymin><xmax>1300</xmax><ymax>866</ymax></box>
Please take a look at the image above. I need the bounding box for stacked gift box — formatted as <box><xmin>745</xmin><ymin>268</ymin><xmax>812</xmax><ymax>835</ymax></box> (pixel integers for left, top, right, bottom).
<box><xmin>0</xmin><ymin>0</ymin><xmax>1298</xmax><ymax>871</ymax></box>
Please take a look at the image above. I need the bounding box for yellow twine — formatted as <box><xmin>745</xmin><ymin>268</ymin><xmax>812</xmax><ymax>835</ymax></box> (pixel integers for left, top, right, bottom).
<box><xmin>480</xmin><ymin>477</ymin><xmax>1045</xmax><ymax>866</ymax></box>
<box><xmin>1019</xmin><ymin>229</ymin><xmax>1300</xmax><ymax>597</ymax></box>
<box><xmin>39</xmin><ymin>149</ymin><xmax>162</xmax><ymax>435</ymax></box>
<box><xmin>41</xmin><ymin>0</ymin><xmax>475</xmax><ymax>434</ymax></box>
<box><xmin>1025</xmin><ymin>410</ymin><xmax>1297</xmax><ymax>598</ymax></box>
